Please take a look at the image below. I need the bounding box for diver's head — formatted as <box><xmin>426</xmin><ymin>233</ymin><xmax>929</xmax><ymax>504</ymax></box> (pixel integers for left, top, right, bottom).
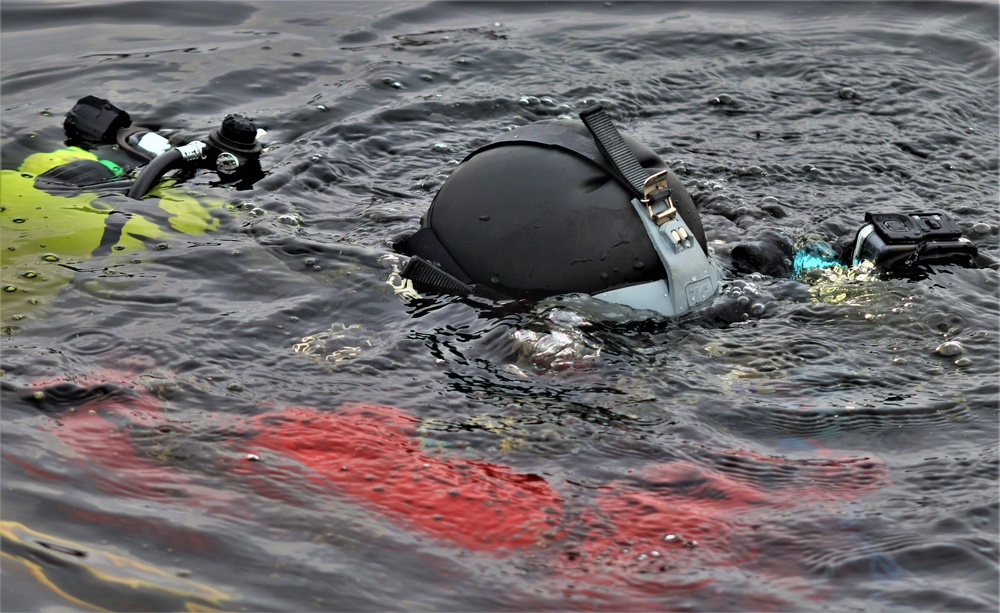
<box><xmin>396</xmin><ymin>106</ymin><xmax>721</xmax><ymax>318</ymax></box>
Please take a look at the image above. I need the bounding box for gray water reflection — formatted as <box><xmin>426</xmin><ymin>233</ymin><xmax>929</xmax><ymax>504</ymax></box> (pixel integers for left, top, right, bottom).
<box><xmin>1</xmin><ymin>2</ymin><xmax>997</xmax><ymax>611</ymax></box>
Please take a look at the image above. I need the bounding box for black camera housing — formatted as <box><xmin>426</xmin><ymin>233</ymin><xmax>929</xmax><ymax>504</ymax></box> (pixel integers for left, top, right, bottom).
<box><xmin>852</xmin><ymin>212</ymin><xmax>977</xmax><ymax>269</ymax></box>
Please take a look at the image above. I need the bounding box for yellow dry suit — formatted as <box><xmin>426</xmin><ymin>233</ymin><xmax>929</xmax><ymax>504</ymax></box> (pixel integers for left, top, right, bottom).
<box><xmin>1</xmin><ymin>147</ymin><xmax>224</xmax><ymax>332</ymax></box>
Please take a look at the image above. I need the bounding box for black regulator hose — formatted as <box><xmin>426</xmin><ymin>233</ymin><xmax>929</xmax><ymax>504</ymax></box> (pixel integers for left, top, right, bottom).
<box><xmin>126</xmin><ymin>141</ymin><xmax>206</xmax><ymax>200</ymax></box>
<box><xmin>126</xmin><ymin>149</ymin><xmax>182</xmax><ymax>199</ymax></box>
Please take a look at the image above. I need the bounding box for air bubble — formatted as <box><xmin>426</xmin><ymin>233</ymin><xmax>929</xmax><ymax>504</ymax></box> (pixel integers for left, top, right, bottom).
<box><xmin>936</xmin><ymin>341</ymin><xmax>963</xmax><ymax>357</ymax></box>
<box><xmin>709</xmin><ymin>93</ymin><xmax>735</xmax><ymax>106</ymax></box>
<box><xmin>431</xmin><ymin>143</ymin><xmax>450</xmax><ymax>153</ymax></box>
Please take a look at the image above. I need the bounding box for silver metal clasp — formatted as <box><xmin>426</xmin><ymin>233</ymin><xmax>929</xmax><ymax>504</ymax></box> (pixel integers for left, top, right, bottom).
<box><xmin>641</xmin><ymin>169</ymin><xmax>676</xmax><ymax>226</ymax></box>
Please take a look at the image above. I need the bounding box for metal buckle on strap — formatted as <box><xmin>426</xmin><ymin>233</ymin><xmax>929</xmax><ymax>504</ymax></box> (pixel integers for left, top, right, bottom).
<box><xmin>641</xmin><ymin>169</ymin><xmax>676</xmax><ymax>226</ymax></box>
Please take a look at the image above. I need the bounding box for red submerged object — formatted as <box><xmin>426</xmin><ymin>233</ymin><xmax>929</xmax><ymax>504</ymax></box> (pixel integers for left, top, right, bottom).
<box><xmin>23</xmin><ymin>368</ymin><xmax>888</xmax><ymax>603</ymax></box>
<box><xmin>243</xmin><ymin>404</ymin><xmax>563</xmax><ymax>551</ymax></box>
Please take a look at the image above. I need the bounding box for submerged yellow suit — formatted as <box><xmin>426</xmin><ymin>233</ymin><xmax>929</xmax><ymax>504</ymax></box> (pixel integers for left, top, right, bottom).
<box><xmin>1</xmin><ymin>147</ymin><xmax>223</xmax><ymax>332</ymax></box>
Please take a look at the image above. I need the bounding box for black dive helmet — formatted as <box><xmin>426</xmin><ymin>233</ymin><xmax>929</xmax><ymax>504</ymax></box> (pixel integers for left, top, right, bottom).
<box><xmin>397</xmin><ymin>105</ymin><xmax>721</xmax><ymax>317</ymax></box>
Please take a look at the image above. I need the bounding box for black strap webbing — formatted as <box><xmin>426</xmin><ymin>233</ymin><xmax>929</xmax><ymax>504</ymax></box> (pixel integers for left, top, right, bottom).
<box><xmin>403</xmin><ymin>256</ymin><xmax>475</xmax><ymax>295</ymax></box>
<box><xmin>579</xmin><ymin>104</ymin><xmax>648</xmax><ymax>198</ymax></box>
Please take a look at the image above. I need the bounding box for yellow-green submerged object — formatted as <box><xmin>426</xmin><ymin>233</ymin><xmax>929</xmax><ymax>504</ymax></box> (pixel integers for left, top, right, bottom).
<box><xmin>1</xmin><ymin>147</ymin><xmax>223</xmax><ymax>332</ymax></box>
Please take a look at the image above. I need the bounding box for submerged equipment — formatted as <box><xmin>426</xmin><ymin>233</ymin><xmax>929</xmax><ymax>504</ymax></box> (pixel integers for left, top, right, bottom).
<box><xmin>2</xmin><ymin>95</ymin><xmax>265</xmax><ymax>331</ymax></box>
<box><xmin>397</xmin><ymin>105</ymin><xmax>722</xmax><ymax>318</ymax></box>
<box><xmin>59</xmin><ymin>95</ymin><xmax>265</xmax><ymax>198</ymax></box>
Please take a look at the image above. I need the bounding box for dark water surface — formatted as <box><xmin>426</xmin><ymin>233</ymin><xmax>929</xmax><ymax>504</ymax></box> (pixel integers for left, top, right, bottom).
<box><xmin>2</xmin><ymin>1</ymin><xmax>998</xmax><ymax>611</ymax></box>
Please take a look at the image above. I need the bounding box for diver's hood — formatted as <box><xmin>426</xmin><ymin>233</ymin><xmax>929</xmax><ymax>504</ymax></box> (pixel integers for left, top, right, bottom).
<box><xmin>396</xmin><ymin>106</ymin><xmax>720</xmax><ymax>317</ymax></box>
